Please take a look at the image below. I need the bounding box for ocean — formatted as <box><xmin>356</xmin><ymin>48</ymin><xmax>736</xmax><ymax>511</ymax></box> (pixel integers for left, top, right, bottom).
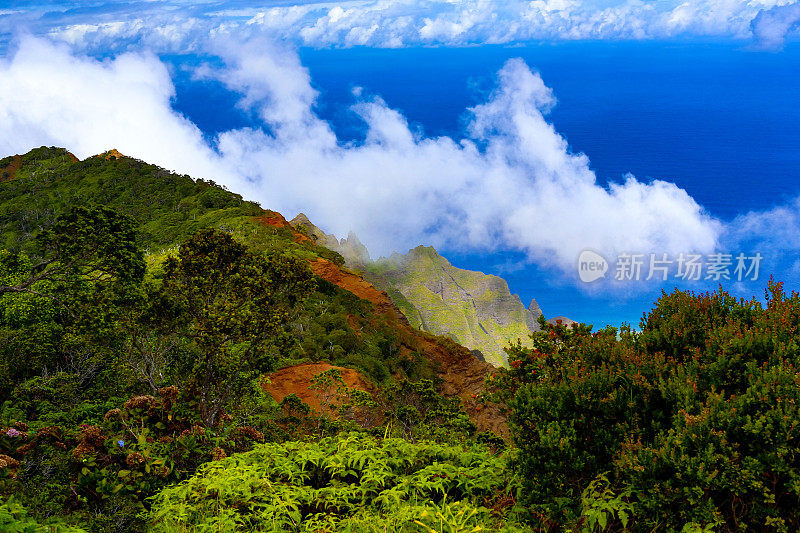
<box><xmin>172</xmin><ymin>40</ymin><xmax>800</xmax><ymax>328</ymax></box>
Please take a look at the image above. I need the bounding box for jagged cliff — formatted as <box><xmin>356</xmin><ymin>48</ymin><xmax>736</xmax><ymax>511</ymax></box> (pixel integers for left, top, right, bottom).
<box><xmin>290</xmin><ymin>214</ymin><xmax>542</xmax><ymax>367</ymax></box>
<box><xmin>292</xmin><ymin>213</ymin><xmax>372</xmax><ymax>265</ymax></box>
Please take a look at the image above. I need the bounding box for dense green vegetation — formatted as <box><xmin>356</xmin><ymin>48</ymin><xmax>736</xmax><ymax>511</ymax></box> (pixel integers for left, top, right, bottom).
<box><xmin>148</xmin><ymin>433</ymin><xmax>525</xmax><ymax>532</ymax></box>
<box><xmin>0</xmin><ymin>148</ymin><xmax>490</xmax><ymax>531</ymax></box>
<box><xmin>488</xmin><ymin>283</ymin><xmax>800</xmax><ymax>531</ymax></box>
<box><xmin>2</xmin><ymin>147</ymin><xmax>800</xmax><ymax>532</ymax></box>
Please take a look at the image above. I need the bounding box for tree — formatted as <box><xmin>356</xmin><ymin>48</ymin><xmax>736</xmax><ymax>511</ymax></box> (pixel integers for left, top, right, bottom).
<box><xmin>498</xmin><ymin>284</ymin><xmax>800</xmax><ymax>530</ymax></box>
<box><xmin>0</xmin><ymin>205</ymin><xmax>144</xmax><ymax>315</ymax></box>
<box><xmin>155</xmin><ymin>229</ymin><xmax>314</xmax><ymax>426</ymax></box>
<box><xmin>0</xmin><ymin>206</ymin><xmax>144</xmax><ymax>397</ymax></box>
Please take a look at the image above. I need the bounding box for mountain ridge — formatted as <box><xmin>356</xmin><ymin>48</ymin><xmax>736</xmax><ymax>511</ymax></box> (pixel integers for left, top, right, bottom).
<box><xmin>0</xmin><ymin>146</ymin><xmax>507</xmax><ymax>436</ymax></box>
<box><xmin>289</xmin><ymin>214</ymin><xmax>543</xmax><ymax>367</ymax></box>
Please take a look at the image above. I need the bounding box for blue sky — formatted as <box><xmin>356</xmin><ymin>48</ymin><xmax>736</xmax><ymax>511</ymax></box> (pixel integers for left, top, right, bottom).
<box><xmin>1</xmin><ymin>1</ymin><xmax>800</xmax><ymax>326</ymax></box>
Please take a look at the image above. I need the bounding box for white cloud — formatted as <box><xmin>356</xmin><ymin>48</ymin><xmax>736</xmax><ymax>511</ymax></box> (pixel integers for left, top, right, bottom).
<box><xmin>240</xmin><ymin>0</ymin><xmax>791</xmax><ymax>44</ymax></box>
<box><xmin>0</xmin><ymin>36</ymin><xmax>231</xmax><ymax>181</ymax></box>
<box><xmin>751</xmin><ymin>2</ymin><xmax>800</xmax><ymax>49</ymax></box>
<box><xmin>0</xmin><ymin>36</ymin><xmax>723</xmax><ymax>280</ymax></box>
<box><xmin>725</xmin><ymin>197</ymin><xmax>800</xmax><ymax>252</ymax></box>
<box><xmin>26</xmin><ymin>0</ymin><xmax>799</xmax><ymax>53</ymax></box>
<box><xmin>719</xmin><ymin>199</ymin><xmax>800</xmax><ymax>289</ymax></box>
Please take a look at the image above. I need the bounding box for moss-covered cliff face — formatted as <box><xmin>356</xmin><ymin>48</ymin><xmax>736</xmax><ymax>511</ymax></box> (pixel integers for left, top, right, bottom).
<box><xmin>366</xmin><ymin>246</ymin><xmax>541</xmax><ymax>367</ymax></box>
<box><xmin>290</xmin><ymin>215</ymin><xmax>542</xmax><ymax>367</ymax></box>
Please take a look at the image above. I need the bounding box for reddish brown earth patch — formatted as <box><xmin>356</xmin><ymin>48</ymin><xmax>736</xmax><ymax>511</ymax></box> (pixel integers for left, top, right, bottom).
<box><xmin>0</xmin><ymin>155</ymin><xmax>22</xmax><ymax>182</ymax></box>
<box><xmin>264</xmin><ymin>362</ymin><xmax>376</xmax><ymax>413</ymax></box>
<box><xmin>346</xmin><ymin>314</ymin><xmax>362</xmax><ymax>335</ymax></box>
<box><xmin>310</xmin><ymin>258</ymin><xmax>408</xmax><ymax>324</ymax></box>
<box><xmin>254</xmin><ymin>210</ymin><xmax>314</xmax><ymax>244</ymax></box>
<box><xmin>99</xmin><ymin>149</ymin><xmax>126</xmax><ymax>160</ymax></box>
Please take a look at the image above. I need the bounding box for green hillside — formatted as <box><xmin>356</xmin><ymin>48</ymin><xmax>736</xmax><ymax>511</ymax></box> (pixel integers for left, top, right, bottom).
<box><xmin>366</xmin><ymin>246</ymin><xmax>541</xmax><ymax>367</ymax></box>
<box><xmin>0</xmin><ymin>147</ymin><xmax>340</xmax><ymax>265</ymax></box>
<box><xmin>290</xmin><ymin>214</ymin><xmax>543</xmax><ymax>367</ymax></box>
<box><xmin>0</xmin><ymin>147</ymin><xmax>505</xmax><ymax>531</ymax></box>
<box><xmin>3</xmin><ymin>147</ymin><xmax>800</xmax><ymax>532</ymax></box>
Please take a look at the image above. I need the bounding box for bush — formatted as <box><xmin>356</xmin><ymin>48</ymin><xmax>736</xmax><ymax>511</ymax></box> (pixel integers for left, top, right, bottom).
<box><xmin>0</xmin><ymin>388</ymin><xmax>268</xmax><ymax>531</ymax></box>
<box><xmin>497</xmin><ymin>282</ymin><xmax>800</xmax><ymax>531</ymax></box>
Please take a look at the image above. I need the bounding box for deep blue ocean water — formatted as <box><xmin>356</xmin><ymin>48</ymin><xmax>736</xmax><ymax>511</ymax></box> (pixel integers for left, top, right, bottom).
<box><xmin>171</xmin><ymin>41</ymin><xmax>800</xmax><ymax>327</ymax></box>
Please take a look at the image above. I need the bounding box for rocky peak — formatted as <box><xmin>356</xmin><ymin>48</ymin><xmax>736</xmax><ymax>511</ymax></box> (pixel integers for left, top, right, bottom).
<box><xmin>290</xmin><ymin>214</ymin><xmax>371</xmax><ymax>265</ymax></box>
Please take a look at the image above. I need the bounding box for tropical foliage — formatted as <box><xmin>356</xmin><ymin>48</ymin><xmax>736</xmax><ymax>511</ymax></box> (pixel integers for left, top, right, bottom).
<box><xmin>2</xmin><ymin>147</ymin><xmax>800</xmax><ymax>533</ymax></box>
<box><xmin>148</xmin><ymin>433</ymin><xmax>526</xmax><ymax>532</ymax></box>
<box><xmin>490</xmin><ymin>283</ymin><xmax>800</xmax><ymax>531</ymax></box>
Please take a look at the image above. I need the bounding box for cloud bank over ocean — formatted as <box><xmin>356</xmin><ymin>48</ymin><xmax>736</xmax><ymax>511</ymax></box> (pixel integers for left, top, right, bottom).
<box><xmin>0</xmin><ymin>35</ymin><xmax>722</xmax><ymax>277</ymax></box>
<box><xmin>0</xmin><ymin>0</ymin><xmax>797</xmax><ymax>291</ymax></box>
<box><xmin>0</xmin><ymin>0</ymin><xmax>798</xmax><ymax>52</ymax></box>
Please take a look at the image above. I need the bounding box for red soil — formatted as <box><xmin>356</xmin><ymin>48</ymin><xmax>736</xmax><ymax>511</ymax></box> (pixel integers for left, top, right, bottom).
<box><xmin>0</xmin><ymin>155</ymin><xmax>21</xmax><ymax>182</ymax></box>
<box><xmin>264</xmin><ymin>362</ymin><xmax>377</xmax><ymax>413</ymax></box>
<box><xmin>100</xmin><ymin>149</ymin><xmax>126</xmax><ymax>160</ymax></box>
<box><xmin>254</xmin><ymin>210</ymin><xmax>314</xmax><ymax>244</ymax></box>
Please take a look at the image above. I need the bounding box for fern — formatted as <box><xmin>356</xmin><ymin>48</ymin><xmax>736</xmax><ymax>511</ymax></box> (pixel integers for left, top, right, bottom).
<box><xmin>147</xmin><ymin>433</ymin><xmax>528</xmax><ymax>531</ymax></box>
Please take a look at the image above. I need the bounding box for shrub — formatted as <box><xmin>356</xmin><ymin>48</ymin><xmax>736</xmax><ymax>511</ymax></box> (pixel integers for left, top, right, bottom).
<box><xmin>498</xmin><ymin>283</ymin><xmax>800</xmax><ymax>531</ymax></box>
<box><xmin>0</xmin><ymin>388</ymin><xmax>269</xmax><ymax>531</ymax></box>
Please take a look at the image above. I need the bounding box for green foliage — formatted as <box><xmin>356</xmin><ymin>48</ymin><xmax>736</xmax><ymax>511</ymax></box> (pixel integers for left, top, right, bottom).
<box><xmin>0</xmin><ymin>250</ymin><xmax>56</xmax><ymax>327</ymax></box>
<box><xmin>0</xmin><ymin>497</ymin><xmax>87</xmax><ymax>532</ymax></box>
<box><xmin>151</xmin><ymin>228</ymin><xmax>314</xmax><ymax>425</ymax></box>
<box><xmin>148</xmin><ymin>433</ymin><xmax>526</xmax><ymax>532</ymax></box>
<box><xmin>577</xmin><ymin>473</ymin><xmax>633</xmax><ymax>532</ymax></box>
<box><xmin>286</xmin><ymin>278</ymin><xmax>436</xmax><ymax>386</ymax></box>
<box><xmin>0</xmin><ymin>251</ymin><xmax>60</xmax><ymax>397</ymax></box>
<box><xmin>1</xmin><ymin>387</ymin><xmax>268</xmax><ymax>532</ymax></box>
<box><xmin>493</xmin><ymin>282</ymin><xmax>800</xmax><ymax>530</ymax></box>
<box><xmin>0</xmin><ymin>206</ymin><xmax>145</xmax><ymax>400</ymax></box>
<box><xmin>385</xmin><ymin>379</ymin><xmax>477</xmax><ymax>443</ymax></box>
<box><xmin>0</xmin><ymin>147</ymin><xmax>261</xmax><ymax>253</ymax></box>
